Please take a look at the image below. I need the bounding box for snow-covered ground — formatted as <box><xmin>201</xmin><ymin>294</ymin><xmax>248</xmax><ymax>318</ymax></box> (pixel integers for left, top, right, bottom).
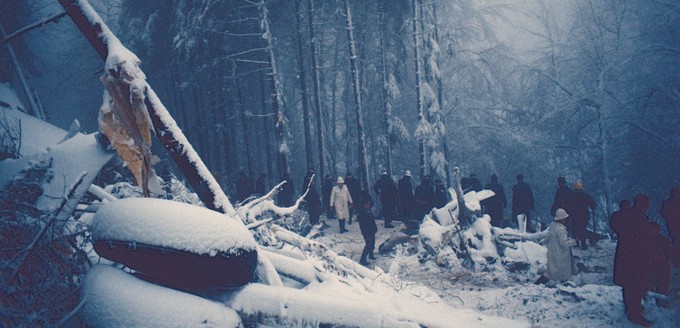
<box><xmin>315</xmin><ymin>215</ymin><xmax>680</xmax><ymax>328</ymax></box>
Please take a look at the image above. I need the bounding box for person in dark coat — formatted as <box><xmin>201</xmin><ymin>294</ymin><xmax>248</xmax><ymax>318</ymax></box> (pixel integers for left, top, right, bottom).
<box><xmin>468</xmin><ymin>174</ymin><xmax>482</xmax><ymax>192</ymax></box>
<box><xmin>482</xmin><ymin>174</ymin><xmax>507</xmax><ymax>227</ymax></box>
<box><xmin>278</xmin><ymin>173</ymin><xmax>295</xmax><ymax>207</ymax></box>
<box><xmin>511</xmin><ymin>173</ymin><xmax>535</xmax><ymax>232</ymax></box>
<box><xmin>414</xmin><ymin>175</ymin><xmax>435</xmax><ymax>222</ymax></box>
<box><xmin>433</xmin><ymin>179</ymin><xmax>449</xmax><ymax>209</ymax></box>
<box><xmin>647</xmin><ymin>222</ymin><xmax>672</xmax><ymax>308</ymax></box>
<box><xmin>302</xmin><ymin>170</ymin><xmax>322</xmax><ymax>227</ymax></box>
<box><xmin>236</xmin><ymin>171</ymin><xmax>254</xmax><ymax>202</ymax></box>
<box><xmin>610</xmin><ymin>199</ymin><xmax>632</xmax><ymax>288</ymax></box>
<box><xmin>374</xmin><ymin>172</ymin><xmax>398</xmax><ymax>228</ymax></box>
<box><xmin>397</xmin><ymin>170</ymin><xmax>415</xmax><ymax>222</ymax></box>
<box><xmin>550</xmin><ymin>177</ymin><xmax>573</xmax><ymax>217</ymax></box>
<box><xmin>661</xmin><ymin>187</ymin><xmax>680</xmax><ymax>265</ymax></box>
<box><xmin>344</xmin><ymin>172</ymin><xmax>361</xmax><ymax>224</ymax></box>
<box><xmin>616</xmin><ymin>194</ymin><xmax>653</xmax><ymax>327</ymax></box>
<box><xmin>357</xmin><ymin>194</ymin><xmax>378</xmax><ymax>265</ymax></box>
<box><xmin>460</xmin><ymin>177</ymin><xmax>470</xmax><ymax>193</ymax></box>
<box><xmin>255</xmin><ymin>173</ymin><xmax>267</xmax><ymax>196</ymax></box>
<box><xmin>323</xmin><ymin>174</ymin><xmax>335</xmax><ymax>220</ymax></box>
<box><xmin>570</xmin><ymin>181</ymin><xmax>597</xmax><ymax>249</ymax></box>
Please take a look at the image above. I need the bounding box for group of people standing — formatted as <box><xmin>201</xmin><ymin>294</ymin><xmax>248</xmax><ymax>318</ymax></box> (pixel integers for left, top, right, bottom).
<box><xmin>609</xmin><ymin>190</ymin><xmax>679</xmax><ymax>326</ymax></box>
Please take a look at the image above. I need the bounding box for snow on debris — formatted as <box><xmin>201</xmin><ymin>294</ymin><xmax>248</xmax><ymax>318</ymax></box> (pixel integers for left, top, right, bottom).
<box><xmin>91</xmin><ymin>198</ymin><xmax>257</xmax><ymax>256</ymax></box>
<box><xmin>83</xmin><ymin>265</ymin><xmax>241</xmax><ymax>328</ymax></box>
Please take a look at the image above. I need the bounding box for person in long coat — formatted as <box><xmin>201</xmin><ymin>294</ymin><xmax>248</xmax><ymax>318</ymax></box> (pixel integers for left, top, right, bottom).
<box><xmin>610</xmin><ymin>199</ymin><xmax>632</xmax><ymax>287</ymax></box>
<box><xmin>302</xmin><ymin>170</ymin><xmax>322</xmax><ymax>226</ymax></box>
<box><xmin>570</xmin><ymin>181</ymin><xmax>597</xmax><ymax>249</ymax></box>
<box><xmin>374</xmin><ymin>172</ymin><xmax>398</xmax><ymax>228</ymax></box>
<box><xmin>535</xmin><ymin>208</ymin><xmax>575</xmax><ymax>284</ymax></box>
<box><xmin>414</xmin><ymin>175</ymin><xmax>435</xmax><ymax>222</ymax></box>
<box><xmin>482</xmin><ymin>174</ymin><xmax>507</xmax><ymax>227</ymax></box>
<box><xmin>397</xmin><ymin>171</ymin><xmax>415</xmax><ymax>222</ymax></box>
<box><xmin>330</xmin><ymin>177</ymin><xmax>353</xmax><ymax>233</ymax></box>
<box><xmin>344</xmin><ymin>173</ymin><xmax>361</xmax><ymax>224</ymax></box>
<box><xmin>550</xmin><ymin>177</ymin><xmax>573</xmax><ymax>217</ymax></box>
<box><xmin>433</xmin><ymin>179</ymin><xmax>449</xmax><ymax>209</ymax></box>
<box><xmin>278</xmin><ymin>173</ymin><xmax>295</xmax><ymax>207</ymax></box>
<box><xmin>647</xmin><ymin>222</ymin><xmax>672</xmax><ymax>308</ymax></box>
<box><xmin>357</xmin><ymin>194</ymin><xmax>378</xmax><ymax>265</ymax></box>
<box><xmin>512</xmin><ymin>173</ymin><xmax>535</xmax><ymax>232</ymax></box>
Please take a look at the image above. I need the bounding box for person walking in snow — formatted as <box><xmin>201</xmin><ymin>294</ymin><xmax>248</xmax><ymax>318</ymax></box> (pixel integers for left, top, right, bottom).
<box><xmin>302</xmin><ymin>169</ymin><xmax>322</xmax><ymax>227</ymax></box>
<box><xmin>610</xmin><ymin>199</ymin><xmax>633</xmax><ymax>288</ymax></box>
<box><xmin>618</xmin><ymin>194</ymin><xmax>653</xmax><ymax>327</ymax></box>
<box><xmin>323</xmin><ymin>174</ymin><xmax>335</xmax><ymax>220</ymax></box>
<box><xmin>535</xmin><ymin>208</ymin><xmax>575</xmax><ymax>285</ymax></box>
<box><xmin>398</xmin><ymin>170</ymin><xmax>415</xmax><ymax>223</ymax></box>
<box><xmin>647</xmin><ymin>222</ymin><xmax>672</xmax><ymax>308</ymax></box>
<box><xmin>414</xmin><ymin>175</ymin><xmax>435</xmax><ymax>223</ymax></box>
<box><xmin>481</xmin><ymin>174</ymin><xmax>507</xmax><ymax>227</ymax></box>
<box><xmin>433</xmin><ymin>179</ymin><xmax>449</xmax><ymax>209</ymax></box>
<box><xmin>278</xmin><ymin>173</ymin><xmax>295</xmax><ymax>207</ymax></box>
<box><xmin>570</xmin><ymin>181</ymin><xmax>597</xmax><ymax>249</ymax></box>
<box><xmin>374</xmin><ymin>171</ymin><xmax>398</xmax><ymax>228</ymax></box>
<box><xmin>344</xmin><ymin>172</ymin><xmax>361</xmax><ymax>224</ymax></box>
<box><xmin>330</xmin><ymin>177</ymin><xmax>353</xmax><ymax>233</ymax></box>
<box><xmin>467</xmin><ymin>174</ymin><xmax>482</xmax><ymax>192</ymax></box>
<box><xmin>357</xmin><ymin>194</ymin><xmax>378</xmax><ymax>265</ymax></box>
<box><xmin>511</xmin><ymin>173</ymin><xmax>535</xmax><ymax>232</ymax></box>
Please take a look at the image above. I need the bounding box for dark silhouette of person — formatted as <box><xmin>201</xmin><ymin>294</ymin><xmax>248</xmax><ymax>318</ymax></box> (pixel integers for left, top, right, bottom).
<box><xmin>278</xmin><ymin>172</ymin><xmax>295</xmax><ymax>207</ymax></box>
<box><xmin>460</xmin><ymin>177</ymin><xmax>470</xmax><ymax>193</ymax></box>
<box><xmin>661</xmin><ymin>187</ymin><xmax>680</xmax><ymax>265</ymax></box>
<box><xmin>647</xmin><ymin>222</ymin><xmax>672</xmax><ymax>308</ymax></box>
<box><xmin>482</xmin><ymin>174</ymin><xmax>507</xmax><ymax>227</ymax></box>
<box><xmin>616</xmin><ymin>194</ymin><xmax>653</xmax><ymax>327</ymax></box>
<box><xmin>511</xmin><ymin>173</ymin><xmax>535</xmax><ymax>232</ymax></box>
<box><xmin>323</xmin><ymin>174</ymin><xmax>335</xmax><ymax>220</ymax></box>
<box><xmin>414</xmin><ymin>175</ymin><xmax>435</xmax><ymax>223</ymax></box>
<box><xmin>397</xmin><ymin>170</ymin><xmax>415</xmax><ymax>223</ymax></box>
<box><xmin>551</xmin><ymin>177</ymin><xmax>573</xmax><ymax>217</ymax></box>
<box><xmin>255</xmin><ymin>173</ymin><xmax>267</xmax><ymax>196</ymax></box>
<box><xmin>570</xmin><ymin>181</ymin><xmax>597</xmax><ymax>249</ymax></box>
<box><xmin>374</xmin><ymin>171</ymin><xmax>398</xmax><ymax>228</ymax></box>
<box><xmin>236</xmin><ymin>171</ymin><xmax>254</xmax><ymax>202</ymax></box>
<box><xmin>357</xmin><ymin>194</ymin><xmax>377</xmax><ymax>265</ymax></box>
<box><xmin>468</xmin><ymin>174</ymin><xmax>482</xmax><ymax>192</ymax></box>
<box><xmin>344</xmin><ymin>172</ymin><xmax>361</xmax><ymax>224</ymax></box>
<box><xmin>302</xmin><ymin>170</ymin><xmax>322</xmax><ymax>226</ymax></box>
<box><xmin>433</xmin><ymin>179</ymin><xmax>449</xmax><ymax>209</ymax></box>
<box><xmin>610</xmin><ymin>199</ymin><xmax>632</xmax><ymax>288</ymax></box>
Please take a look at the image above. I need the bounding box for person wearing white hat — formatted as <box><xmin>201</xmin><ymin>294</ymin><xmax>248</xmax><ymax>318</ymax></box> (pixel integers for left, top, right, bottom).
<box><xmin>330</xmin><ymin>177</ymin><xmax>353</xmax><ymax>233</ymax></box>
<box><xmin>535</xmin><ymin>208</ymin><xmax>577</xmax><ymax>285</ymax></box>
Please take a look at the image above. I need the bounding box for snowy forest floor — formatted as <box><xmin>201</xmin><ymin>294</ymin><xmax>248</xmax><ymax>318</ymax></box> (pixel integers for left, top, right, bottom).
<box><xmin>314</xmin><ymin>215</ymin><xmax>680</xmax><ymax>328</ymax></box>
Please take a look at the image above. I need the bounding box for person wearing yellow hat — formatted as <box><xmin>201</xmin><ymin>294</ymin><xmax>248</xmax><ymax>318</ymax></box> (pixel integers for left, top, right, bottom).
<box><xmin>570</xmin><ymin>180</ymin><xmax>597</xmax><ymax>249</ymax></box>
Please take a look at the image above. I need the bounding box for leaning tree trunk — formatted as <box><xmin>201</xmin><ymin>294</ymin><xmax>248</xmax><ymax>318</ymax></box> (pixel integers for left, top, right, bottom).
<box><xmin>259</xmin><ymin>0</ymin><xmax>289</xmax><ymax>177</ymax></box>
<box><xmin>307</xmin><ymin>0</ymin><xmax>325</xmax><ymax>184</ymax></box>
<box><xmin>344</xmin><ymin>0</ymin><xmax>369</xmax><ymax>191</ymax></box>
<box><xmin>57</xmin><ymin>0</ymin><xmax>235</xmax><ymax>215</ymax></box>
<box><xmin>412</xmin><ymin>0</ymin><xmax>427</xmax><ymax>177</ymax></box>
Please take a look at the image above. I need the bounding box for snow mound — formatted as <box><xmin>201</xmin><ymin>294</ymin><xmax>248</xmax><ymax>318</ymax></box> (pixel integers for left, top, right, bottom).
<box><xmin>91</xmin><ymin>198</ymin><xmax>257</xmax><ymax>256</ymax></box>
<box><xmin>83</xmin><ymin>265</ymin><xmax>241</xmax><ymax>328</ymax></box>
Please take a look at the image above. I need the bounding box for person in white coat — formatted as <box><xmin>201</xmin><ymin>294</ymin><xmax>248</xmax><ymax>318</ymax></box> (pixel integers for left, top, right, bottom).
<box><xmin>330</xmin><ymin>177</ymin><xmax>353</xmax><ymax>233</ymax></box>
<box><xmin>535</xmin><ymin>208</ymin><xmax>576</xmax><ymax>284</ymax></box>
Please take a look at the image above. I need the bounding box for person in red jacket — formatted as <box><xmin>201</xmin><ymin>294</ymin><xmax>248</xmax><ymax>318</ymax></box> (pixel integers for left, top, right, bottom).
<box><xmin>647</xmin><ymin>222</ymin><xmax>672</xmax><ymax>308</ymax></box>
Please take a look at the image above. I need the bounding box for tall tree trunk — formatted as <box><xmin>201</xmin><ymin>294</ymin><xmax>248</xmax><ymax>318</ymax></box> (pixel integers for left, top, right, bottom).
<box><xmin>307</xmin><ymin>0</ymin><xmax>326</xmax><ymax>184</ymax></box>
<box><xmin>378</xmin><ymin>1</ymin><xmax>393</xmax><ymax>175</ymax></box>
<box><xmin>344</xmin><ymin>0</ymin><xmax>369</xmax><ymax>191</ymax></box>
<box><xmin>412</xmin><ymin>0</ymin><xmax>427</xmax><ymax>177</ymax></box>
<box><xmin>430</xmin><ymin>1</ymin><xmax>450</xmax><ymax>186</ymax></box>
<box><xmin>259</xmin><ymin>0</ymin><xmax>289</xmax><ymax>177</ymax></box>
<box><xmin>295</xmin><ymin>0</ymin><xmax>314</xmax><ymax>172</ymax></box>
<box><xmin>58</xmin><ymin>0</ymin><xmax>235</xmax><ymax>214</ymax></box>
<box><xmin>236</xmin><ymin>74</ymin><xmax>254</xmax><ymax>179</ymax></box>
<box><xmin>260</xmin><ymin>71</ymin><xmax>273</xmax><ymax>179</ymax></box>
